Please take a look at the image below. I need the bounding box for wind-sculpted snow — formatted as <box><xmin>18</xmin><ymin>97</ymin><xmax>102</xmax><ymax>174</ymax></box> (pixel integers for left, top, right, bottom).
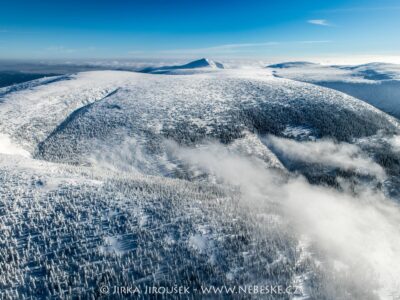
<box><xmin>1</xmin><ymin>68</ymin><xmax>400</xmax><ymax>299</ymax></box>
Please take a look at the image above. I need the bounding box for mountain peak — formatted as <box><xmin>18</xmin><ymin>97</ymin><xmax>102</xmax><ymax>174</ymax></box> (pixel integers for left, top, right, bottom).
<box><xmin>183</xmin><ymin>58</ymin><xmax>224</xmax><ymax>69</ymax></box>
<box><xmin>141</xmin><ymin>58</ymin><xmax>224</xmax><ymax>74</ymax></box>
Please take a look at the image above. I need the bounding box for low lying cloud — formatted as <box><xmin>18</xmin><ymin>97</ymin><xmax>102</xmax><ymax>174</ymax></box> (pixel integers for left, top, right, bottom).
<box><xmin>0</xmin><ymin>134</ymin><xmax>30</xmax><ymax>158</ymax></box>
<box><xmin>168</xmin><ymin>139</ymin><xmax>400</xmax><ymax>298</ymax></box>
<box><xmin>388</xmin><ymin>135</ymin><xmax>400</xmax><ymax>152</ymax></box>
<box><xmin>88</xmin><ymin>137</ymin><xmax>166</xmax><ymax>176</ymax></box>
<box><xmin>264</xmin><ymin>135</ymin><xmax>386</xmax><ymax>179</ymax></box>
<box><xmin>88</xmin><ymin>133</ymin><xmax>400</xmax><ymax>297</ymax></box>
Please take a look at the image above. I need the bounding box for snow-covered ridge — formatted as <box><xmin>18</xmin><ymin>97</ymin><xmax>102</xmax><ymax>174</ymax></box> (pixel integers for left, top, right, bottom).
<box><xmin>267</xmin><ymin>61</ymin><xmax>400</xmax><ymax>82</ymax></box>
<box><xmin>1</xmin><ymin>68</ymin><xmax>398</xmax><ymax>157</ymax></box>
<box><xmin>267</xmin><ymin>61</ymin><xmax>400</xmax><ymax>119</ymax></box>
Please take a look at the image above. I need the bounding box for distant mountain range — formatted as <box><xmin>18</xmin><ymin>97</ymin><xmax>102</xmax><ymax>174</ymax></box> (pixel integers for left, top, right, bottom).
<box><xmin>267</xmin><ymin>61</ymin><xmax>400</xmax><ymax>119</ymax></box>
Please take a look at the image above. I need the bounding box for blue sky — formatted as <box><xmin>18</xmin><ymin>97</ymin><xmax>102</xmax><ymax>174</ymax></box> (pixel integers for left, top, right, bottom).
<box><xmin>0</xmin><ymin>0</ymin><xmax>400</xmax><ymax>60</ymax></box>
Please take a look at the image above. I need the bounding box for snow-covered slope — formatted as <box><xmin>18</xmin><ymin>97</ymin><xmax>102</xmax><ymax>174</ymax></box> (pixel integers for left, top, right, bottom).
<box><xmin>1</xmin><ymin>69</ymin><xmax>396</xmax><ymax>157</ymax></box>
<box><xmin>0</xmin><ymin>71</ymin><xmax>138</xmax><ymax>152</ymax></box>
<box><xmin>268</xmin><ymin>61</ymin><xmax>400</xmax><ymax>119</ymax></box>
<box><xmin>1</xmin><ymin>67</ymin><xmax>400</xmax><ymax>299</ymax></box>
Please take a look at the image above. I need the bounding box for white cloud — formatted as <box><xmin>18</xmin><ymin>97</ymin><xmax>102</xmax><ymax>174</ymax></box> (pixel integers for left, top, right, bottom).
<box><xmin>308</xmin><ymin>19</ymin><xmax>331</xmax><ymax>26</ymax></box>
<box><xmin>167</xmin><ymin>139</ymin><xmax>400</xmax><ymax>298</ymax></box>
<box><xmin>319</xmin><ymin>6</ymin><xmax>400</xmax><ymax>13</ymax></box>
<box><xmin>388</xmin><ymin>135</ymin><xmax>400</xmax><ymax>152</ymax></box>
<box><xmin>129</xmin><ymin>40</ymin><xmax>332</xmax><ymax>57</ymax></box>
<box><xmin>88</xmin><ymin>133</ymin><xmax>400</xmax><ymax>297</ymax></box>
<box><xmin>0</xmin><ymin>134</ymin><xmax>30</xmax><ymax>158</ymax></box>
<box><xmin>265</xmin><ymin>135</ymin><xmax>385</xmax><ymax>179</ymax></box>
<box><xmin>296</xmin><ymin>40</ymin><xmax>332</xmax><ymax>44</ymax></box>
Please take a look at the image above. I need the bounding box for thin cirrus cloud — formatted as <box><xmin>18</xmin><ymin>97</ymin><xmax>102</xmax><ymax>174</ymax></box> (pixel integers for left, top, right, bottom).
<box><xmin>131</xmin><ymin>40</ymin><xmax>332</xmax><ymax>56</ymax></box>
<box><xmin>45</xmin><ymin>46</ymin><xmax>78</xmax><ymax>53</ymax></box>
<box><xmin>44</xmin><ymin>46</ymin><xmax>97</xmax><ymax>54</ymax></box>
<box><xmin>318</xmin><ymin>6</ymin><xmax>400</xmax><ymax>13</ymax></box>
<box><xmin>159</xmin><ymin>42</ymin><xmax>281</xmax><ymax>54</ymax></box>
<box><xmin>308</xmin><ymin>19</ymin><xmax>331</xmax><ymax>26</ymax></box>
